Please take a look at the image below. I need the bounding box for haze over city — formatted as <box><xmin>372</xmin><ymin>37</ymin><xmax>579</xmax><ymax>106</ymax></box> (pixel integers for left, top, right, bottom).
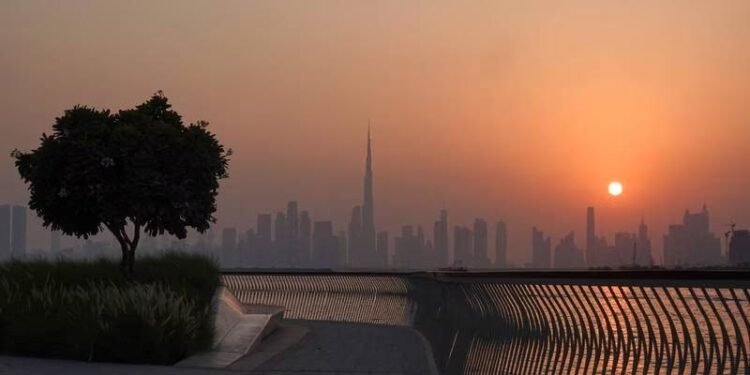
<box><xmin>3</xmin><ymin>1</ymin><xmax>750</xmax><ymax>266</ymax></box>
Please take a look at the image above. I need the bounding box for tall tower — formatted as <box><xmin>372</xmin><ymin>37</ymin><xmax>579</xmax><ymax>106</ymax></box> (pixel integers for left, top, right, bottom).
<box><xmin>362</xmin><ymin>127</ymin><xmax>375</xmax><ymax>234</ymax></box>
<box><xmin>495</xmin><ymin>221</ymin><xmax>507</xmax><ymax>268</ymax></box>
<box><xmin>586</xmin><ymin>207</ymin><xmax>596</xmax><ymax>266</ymax></box>
<box><xmin>361</xmin><ymin>126</ymin><xmax>377</xmax><ymax>266</ymax></box>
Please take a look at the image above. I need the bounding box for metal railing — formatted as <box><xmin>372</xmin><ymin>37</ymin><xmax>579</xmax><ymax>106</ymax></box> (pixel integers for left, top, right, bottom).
<box><xmin>222</xmin><ymin>271</ymin><xmax>750</xmax><ymax>374</ymax></box>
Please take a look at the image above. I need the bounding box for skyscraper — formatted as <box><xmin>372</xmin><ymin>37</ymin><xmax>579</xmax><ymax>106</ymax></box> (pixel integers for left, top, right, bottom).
<box><xmin>313</xmin><ymin>221</ymin><xmax>337</xmax><ymax>268</ymax></box>
<box><xmin>636</xmin><ymin>219</ymin><xmax>653</xmax><ymax>266</ymax></box>
<box><xmin>348</xmin><ymin>128</ymin><xmax>378</xmax><ymax>267</ymax></box>
<box><xmin>377</xmin><ymin>231</ymin><xmax>389</xmax><ymax>267</ymax></box>
<box><xmin>473</xmin><ymin>218</ymin><xmax>489</xmax><ymax>268</ymax></box>
<box><xmin>614</xmin><ymin>232</ymin><xmax>636</xmax><ymax>266</ymax></box>
<box><xmin>362</xmin><ymin>127</ymin><xmax>376</xmax><ymax>256</ymax></box>
<box><xmin>347</xmin><ymin>205</ymin><xmax>363</xmax><ymax>267</ymax></box>
<box><xmin>586</xmin><ymin>207</ymin><xmax>596</xmax><ymax>266</ymax></box>
<box><xmin>434</xmin><ymin>210</ymin><xmax>449</xmax><ymax>267</ymax></box>
<box><xmin>11</xmin><ymin>205</ymin><xmax>26</xmax><ymax>259</ymax></box>
<box><xmin>257</xmin><ymin>214</ymin><xmax>273</xmax><ymax>267</ymax></box>
<box><xmin>663</xmin><ymin>205</ymin><xmax>722</xmax><ymax>266</ymax></box>
<box><xmin>554</xmin><ymin>232</ymin><xmax>585</xmax><ymax>268</ymax></box>
<box><xmin>221</xmin><ymin>227</ymin><xmax>237</xmax><ymax>266</ymax></box>
<box><xmin>394</xmin><ymin>225</ymin><xmax>422</xmax><ymax>268</ymax></box>
<box><xmin>729</xmin><ymin>229</ymin><xmax>750</xmax><ymax>266</ymax></box>
<box><xmin>531</xmin><ymin>227</ymin><xmax>551</xmax><ymax>268</ymax></box>
<box><xmin>495</xmin><ymin>221</ymin><xmax>507</xmax><ymax>268</ymax></box>
<box><xmin>286</xmin><ymin>201</ymin><xmax>299</xmax><ymax>265</ymax></box>
<box><xmin>299</xmin><ymin>210</ymin><xmax>312</xmax><ymax>266</ymax></box>
<box><xmin>453</xmin><ymin>225</ymin><xmax>473</xmax><ymax>267</ymax></box>
<box><xmin>274</xmin><ymin>212</ymin><xmax>287</xmax><ymax>266</ymax></box>
<box><xmin>0</xmin><ymin>205</ymin><xmax>10</xmax><ymax>260</ymax></box>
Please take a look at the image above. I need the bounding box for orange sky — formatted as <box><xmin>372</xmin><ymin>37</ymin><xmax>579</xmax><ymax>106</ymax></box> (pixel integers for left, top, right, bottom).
<box><xmin>2</xmin><ymin>1</ymin><xmax>750</xmax><ymax>264</ymax></box>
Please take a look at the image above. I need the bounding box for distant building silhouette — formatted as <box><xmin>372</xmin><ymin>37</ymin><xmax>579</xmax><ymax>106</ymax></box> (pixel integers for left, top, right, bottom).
<box><xmin>586</xmin><ymin>207</ymin><xmax>596</xmax><ymax>266</ymax></box>
<box><xmin>394</xmin><ymin>225</ymin><xmax>423</xmax><ymax>268</ymax></box>
<box><xmin>348</xmin><ymin>205</ymin><xmax>363</xmax><ymax>266</ymax></box>
<box><xmin>11</xmin><ymin>205</ymin><xmax>26</xmax><ymax>259</ymax></box>
<box><xmin>554</xmin><ymin>232</ymin><xmax>585</xmax><ymax>268</ymax></box>
<box><xmin>274</xmin><ymin>212</ymin><xmax>288</xmax><ymax>265</ymax></box>
<box><xmin>531</xmin><ymin>227</ymin><xmax>551</xmax><ymax>268</ymax></box>
<box><xmin>347</xmin><ymin>128</ymin><xmax>379</xmax><ymax>267</ymax></box>
<box><xmin>729</xmin><ymin>229</ymin><xmax>750</xmax><ymax>266</ymax></box>
<box><xmin>313</xmin><ymin>221</ymin><xmax>337</xmax><ymax>268</ymax></box>
<box><xmin>663</xmin><ymin>205</ymin><xmax>722</xmax><ymax>266</ymax></box>
<box><xmin>286</xmin><ymin>201</ymin><xmax>299</xmax><ymax>265</ymax></box>
<box><xmin>299</xmin><ymin>210</ymin><xmax>312</xmax><ymax>265</ymax></box>
<box><xmin>377</xmin><ymin>231</ymin><xmax>389</xmax><ymax>267</ymax></box>
<box><xmin>453</xmin><ymin>225</ymin><xmax>473</xmax><ymax>267</ymax></box>
<box><xmin>0</xmin><ymin>205</ymin><xmax>10</xmax><ymax>260</ymax></box>
<box><xmin>433</xmin><ymin>210</ymin><xmax>449</xmax><ymax>268</ymax></box>
<box><xmin>473</xmin><ymin>218</ymin><xmax>489</xmax><ymax>268</ymax></box>
<box><xmin>256</xmin><ymin>214</ymin><xmax>273</xmax><ymax>266</ymax></box>
<box><xmin>495</xmin><ymin>221</ymin><xmax>507</xmax><ymax>268</ymax></box>
<box><xmin>614</xmin><ymin>232</ymin><xmax>636</xmax><ymax>266</ymax></box>
<box><xmin>636</xmin><ymin>219</ymin><xmax>653</xmax><ymax>266</ymax></box>
<box><xmin>221</xmin><ymin>227</ymin><xmax>237</xmax><ymax>266</ymax></box>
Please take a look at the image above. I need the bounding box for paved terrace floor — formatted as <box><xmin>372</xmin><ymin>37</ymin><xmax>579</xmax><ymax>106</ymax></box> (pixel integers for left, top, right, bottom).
<box><xmin>0</xmin><ymin>320</ymin><xmax>436</xmax><ymax>375</ymax></box>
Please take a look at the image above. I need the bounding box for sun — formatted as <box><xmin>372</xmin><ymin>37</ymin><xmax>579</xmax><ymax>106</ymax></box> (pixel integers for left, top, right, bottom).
<box><xmin>608</xmin><ymin>181</ymin><xmax>623</xmax><ymax>196</ymax></box>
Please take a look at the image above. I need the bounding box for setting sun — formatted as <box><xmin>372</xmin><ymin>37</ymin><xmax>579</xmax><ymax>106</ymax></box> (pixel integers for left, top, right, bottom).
<box><xmin>608</xmin><ymin>181</ymin><xmax>623</xmax><ymax>196</ymax></box>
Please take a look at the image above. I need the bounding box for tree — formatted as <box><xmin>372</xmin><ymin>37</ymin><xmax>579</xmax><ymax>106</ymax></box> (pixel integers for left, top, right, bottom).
<box><xmin>13</xmin><ymin>92</ymin><xmax>230</xmax><ymax>275</ymax></box>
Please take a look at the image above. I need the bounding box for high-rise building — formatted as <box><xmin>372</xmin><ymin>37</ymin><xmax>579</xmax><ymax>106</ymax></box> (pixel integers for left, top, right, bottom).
<box><xmin>531</xmin><ymin>227</ymin><xmax>551</xmax><ymax>268</ymax></box>
<box><xmin>729</xmin><ymin>229</ymin><xmax>750</xmax><ymax>266</ymax></box>
<box><xmin>636</xmin><ymin>219</ymin><xmax>653</xmax><ymax>266</ymax></box>
<box><xmin>394</xmin><ymin>225</ymin><xmax>422</xmax><ymax>268</ymax></box>
<box><xmin>453</xmin><ymin>225</ymin><xmax>473</xmax><ymax>267</ymax></box>
<box><xmin>256</xmin><ymin>214</ymin><xmax>273</xmax><ymax>267</ymax></box>
<box><xmin>377</xmin><ymin>231</ymin><xmax>389</xmax><ymax>267</ymax></box>
<box><xmin>299</xmin><ymin>210</ymin><xmax>312</xmax><ymax>266</ymax></box>
<box><xmin>0</xmin><ymin>205</ymin><xmax>10</xmax><ymax>260</ymax></box>
<box><xmin>11</xmin><ymin>205</ymin><xmax>26</xmax><ymax>259</ymax></box>
<box><xmin>221</xmin><ymin>227</ymin><xmax>237</xmax><ymax>266</ymax></box>
<box><xmin>614</xmin><ymin>232</ymin><xmax>636</xmax><ymax>266</ymax></box>
<box><xmin>495</xmin><ymin>221</ymin><xmax>507</xmax><ymax>268</ymax></box>
<box><xmin>554</xmin><ymin>232</ymin><xmax>584</xmax><ymax>268</ymax></box>
<box><xmin>361</xmin><ymin>127</ymin><xmax>376</xmax><ymax>265</ymax></box>
<box><xmin>347</xmin><ymin>205</ymin><xmax>363</xmax><ymax>267</ymax></box>
<box><xmin>586</xmin><ymin>207</ymin><xmax>596</xmax><ymax>266</ymax></box>
<box><xmin>274</xmin><ymin>212</ymin><xmax>288</xmax><ymax>266</ymax></box>
<box><xmin>433</xmin><ymin>210</ymin><xmax>449</xmax><ymax>267</ymax></box>
<box><xmin>243</xmin><ymin>228</ymin><xmax>257</xmax><ymax>267</ymax></box>
<box><xmin>663</xmin><ymin>205</ymin><xmax>722</xmax><ymax>266</ymax></box>
<box><xmin>312</xmin><ymin>221</ymin><xmax>337</xmax><ymax>268</ymax></box>
<box><xmin>473</xmin><ymin>218</ymin><xmax>489</xmax><ymax>268</ymax></box>
<box><xmin>286</xmin><ymin>201</ymin><xmax>299</xmax><ymax>265</ymax></box>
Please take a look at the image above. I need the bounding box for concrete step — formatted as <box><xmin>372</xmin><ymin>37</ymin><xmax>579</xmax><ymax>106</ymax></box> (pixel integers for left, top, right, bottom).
<box><xmin>176</xmin><ymin>287</ymin><xmax>283</xmax><ymax>369</ymax></box>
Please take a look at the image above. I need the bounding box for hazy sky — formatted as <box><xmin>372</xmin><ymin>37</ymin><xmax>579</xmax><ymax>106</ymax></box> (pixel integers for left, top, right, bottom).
<box><xmin>3</xmin><ymin>1</ymin><xmax>750</xmax><ymax>264</ymax></box>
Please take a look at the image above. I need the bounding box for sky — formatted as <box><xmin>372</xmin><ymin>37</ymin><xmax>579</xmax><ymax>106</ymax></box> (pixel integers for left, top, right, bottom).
<box><xmin>2</xmin><ymin>1</ymin><xmax>750</xmax><ymax>265</ymax></box>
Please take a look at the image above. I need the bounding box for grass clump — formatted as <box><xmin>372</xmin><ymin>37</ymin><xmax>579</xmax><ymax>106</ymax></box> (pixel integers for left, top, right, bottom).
<box><xmin>0</xmin><ymin>252</ymin><xmax>220</xmax><ymax>365</ymax></box>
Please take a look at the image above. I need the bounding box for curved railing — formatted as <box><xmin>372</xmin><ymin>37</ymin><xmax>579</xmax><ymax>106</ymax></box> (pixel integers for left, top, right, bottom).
<box><xmin>222</xmin><ymin>271</ymin><xmax>750</xmax><ymax>374</ymax></box>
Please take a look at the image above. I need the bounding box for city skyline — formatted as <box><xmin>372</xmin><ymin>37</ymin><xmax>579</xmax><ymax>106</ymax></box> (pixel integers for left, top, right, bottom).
<box><xmin>0</xmin><ymin>131</ymin><xmax>742</xmax><ymax>268</ymax></box>
<box><xmin>3</xmin><ymin>1</ymin><xmax>750</xmax><ymax>266</ymax></box>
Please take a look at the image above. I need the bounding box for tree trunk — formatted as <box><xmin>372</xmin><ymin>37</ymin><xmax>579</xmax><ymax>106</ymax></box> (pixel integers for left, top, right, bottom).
<box><xmin>119</xmin><ymin>242</ymin><xmax>130</xmax><ymax>274</ymax></box>
<box><xmin>127</xmin><ymin>248</ymin><xmax>136</xmax><ymax>275</ymax></box>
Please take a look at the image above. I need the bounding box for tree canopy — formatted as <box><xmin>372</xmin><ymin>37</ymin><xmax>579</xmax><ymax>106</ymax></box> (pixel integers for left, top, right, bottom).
<box><xmin>13</xmin><ymin>92</ymin><xmax>230</xmax><ymax>273</ymax></box>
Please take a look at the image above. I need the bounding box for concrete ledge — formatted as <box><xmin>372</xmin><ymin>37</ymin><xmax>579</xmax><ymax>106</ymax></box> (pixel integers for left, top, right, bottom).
<box><xmin>176</xmin><ymin>287</ymin><xmax>283</xmax><ymax>369</ymax></box>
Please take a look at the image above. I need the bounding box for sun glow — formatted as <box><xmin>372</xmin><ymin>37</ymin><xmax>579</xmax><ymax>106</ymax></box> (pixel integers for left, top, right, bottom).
<box><xmin>608</xmin><ymin>181</ymin><xmax>623</xmax><ymax>196</ymax></box>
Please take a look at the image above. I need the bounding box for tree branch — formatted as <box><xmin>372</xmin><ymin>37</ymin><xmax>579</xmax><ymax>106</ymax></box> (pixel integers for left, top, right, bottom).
<box><xmin>131</xmin><ymin>221</ymin><xmax>142</xmax><ymax>250</ymax></box>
